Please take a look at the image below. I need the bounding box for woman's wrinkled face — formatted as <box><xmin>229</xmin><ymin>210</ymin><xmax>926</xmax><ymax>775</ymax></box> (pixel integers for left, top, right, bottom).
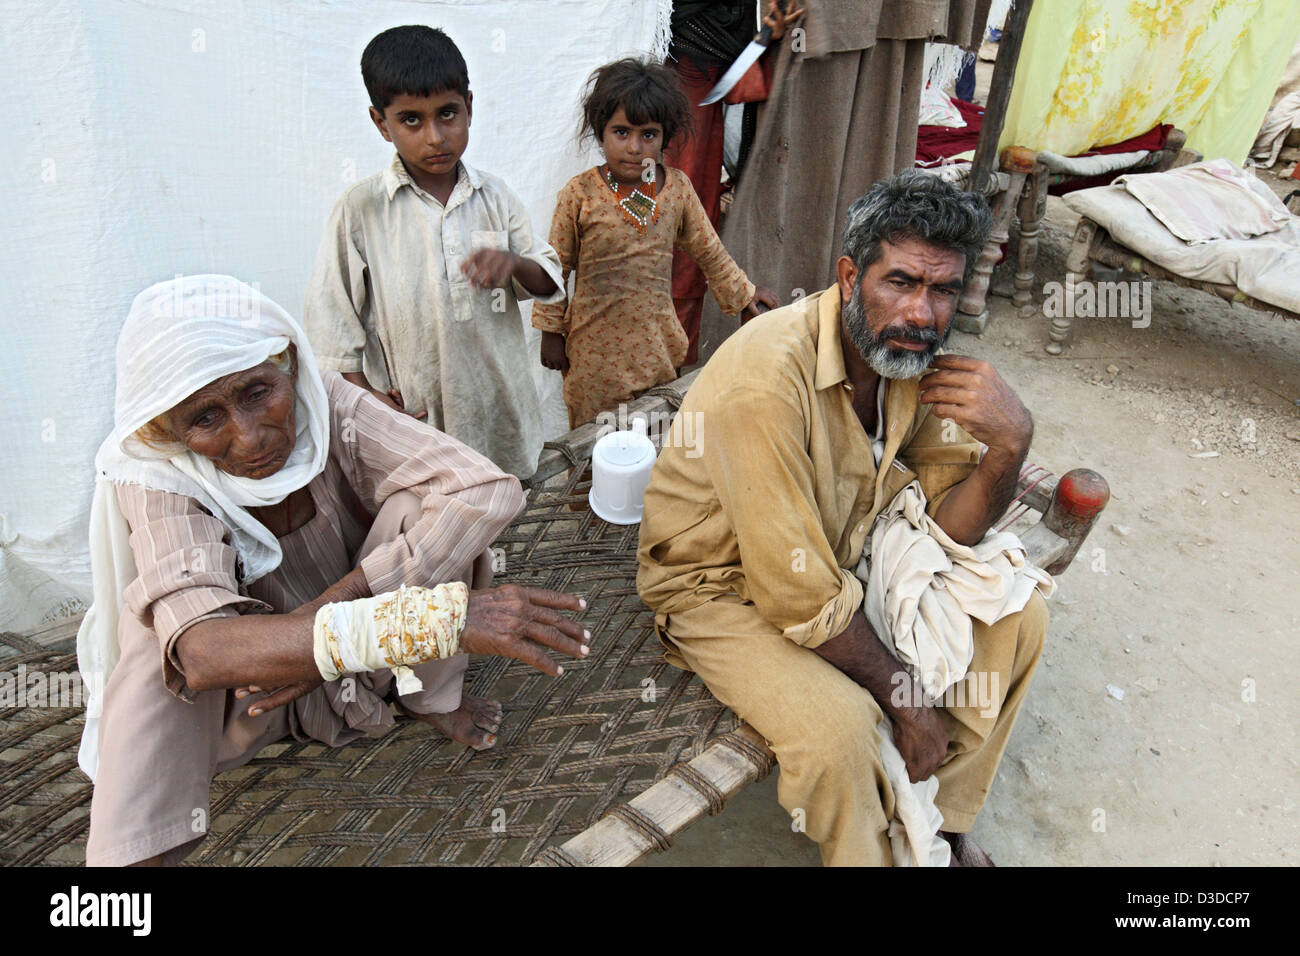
<box><xmin>166</xmin><ymin>358</ymin><xmax>297</xmax><ymax>479</ymax></box>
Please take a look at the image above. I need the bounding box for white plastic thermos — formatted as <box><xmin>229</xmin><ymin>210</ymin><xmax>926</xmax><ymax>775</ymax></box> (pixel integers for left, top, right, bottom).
<box><xmin>589</xmin><ymin>418</ymin><xmax>657</xmax><ymax>524</ymax></box>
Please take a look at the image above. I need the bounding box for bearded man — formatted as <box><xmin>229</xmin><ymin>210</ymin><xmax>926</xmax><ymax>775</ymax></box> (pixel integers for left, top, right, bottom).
<box><xmin>636</xmin><ymin>171</ymin><xmax>1047</xmax><ymax>866</ymax></box>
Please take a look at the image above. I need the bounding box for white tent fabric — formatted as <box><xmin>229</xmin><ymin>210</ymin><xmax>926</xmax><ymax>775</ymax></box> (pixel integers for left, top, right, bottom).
<box><xmin>0</xmin><ymin>0</ymin><xmax>672</xmax><ymax>634</ymax></box>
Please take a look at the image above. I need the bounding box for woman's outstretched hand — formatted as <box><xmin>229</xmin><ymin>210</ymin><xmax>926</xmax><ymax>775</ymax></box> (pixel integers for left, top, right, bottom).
<box><xmin>240</xmin><ymin>585</ymin><xmax>589</xmax><ymax>717</ymax></box>
<box><xmin>460</xmin><ymin>585</ymin><xmax>589</xmax><ymax>676</ymax></box>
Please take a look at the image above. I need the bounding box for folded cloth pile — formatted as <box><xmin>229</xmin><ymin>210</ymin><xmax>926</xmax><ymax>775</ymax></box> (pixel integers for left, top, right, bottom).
<box><xmin>1064</xmin><ymin>158</ymin><xmax>1300</xmax><ymax>314</ymax></box>
<box><xmin>1114</xmin><ymin>158</ymin><xmax>1291</xmax><ymax>244</ymax></box>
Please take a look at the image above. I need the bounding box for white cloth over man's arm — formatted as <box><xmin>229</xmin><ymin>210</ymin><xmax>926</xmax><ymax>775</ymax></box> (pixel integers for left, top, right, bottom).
<box><xmin>859</xmin><ymin>479</ymin><xmax>1055</xmax><ymax>700</ymax></box>
<box><xmin>856</xmin><ymin>479</ymin><xmax>1055</xmax><ymax>866</ymax></box>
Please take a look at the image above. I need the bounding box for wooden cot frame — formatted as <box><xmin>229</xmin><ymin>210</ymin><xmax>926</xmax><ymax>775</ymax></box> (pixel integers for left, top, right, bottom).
<box><xmin>1045</xmin><ymin>217</ymin><xmax>1300</xmax><ymax>354</ymax></box>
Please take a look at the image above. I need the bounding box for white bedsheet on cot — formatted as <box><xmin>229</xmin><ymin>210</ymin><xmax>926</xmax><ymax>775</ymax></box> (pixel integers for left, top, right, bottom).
<box><xmin>1063</xmin><ymin>160</ymin><xmax>1300</xmax><ymax>315</ymax></box>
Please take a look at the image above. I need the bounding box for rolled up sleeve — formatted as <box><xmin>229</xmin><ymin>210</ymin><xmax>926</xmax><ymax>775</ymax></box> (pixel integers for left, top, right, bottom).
<box><xmin>326</xmin><ymin>375</ymin><xmax>525</xmax><ymax>595</ymax></box>
<box><xmin>700</xmin><ymin>380</ymin><xmax>856</xmax><ymax>648</ymax></box>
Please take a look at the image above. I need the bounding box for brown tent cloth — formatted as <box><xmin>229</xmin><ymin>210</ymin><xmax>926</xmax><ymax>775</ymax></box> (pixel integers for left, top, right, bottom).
<box><xmin>697</xmin><ymin>0</ymin><xmax>990</xmax><ymax>363</ymax></box>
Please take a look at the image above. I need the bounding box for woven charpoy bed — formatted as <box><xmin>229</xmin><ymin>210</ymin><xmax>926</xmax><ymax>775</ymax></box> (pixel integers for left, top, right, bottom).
<box><xmin>0</xmin><ymin>371</ymin><xmax>1109</xmax><ymax>867</ymax></box>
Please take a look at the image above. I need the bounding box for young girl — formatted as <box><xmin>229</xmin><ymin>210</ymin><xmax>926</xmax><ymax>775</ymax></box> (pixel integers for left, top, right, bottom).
<box><xmin>533</xmin><ymin>58</ymin><xmax>775</xmax><ymax>429</ymax></box>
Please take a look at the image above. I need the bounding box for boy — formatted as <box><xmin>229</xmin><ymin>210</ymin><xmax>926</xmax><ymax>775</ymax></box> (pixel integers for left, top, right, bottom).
<box><xmin>304</xmin><ymin>25</ymin><xmax>564</xmax><ymax>479</ymax></box>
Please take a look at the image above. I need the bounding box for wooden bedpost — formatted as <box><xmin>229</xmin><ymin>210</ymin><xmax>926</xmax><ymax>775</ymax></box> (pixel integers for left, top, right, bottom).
<box><xmin>1041</xmin><ymin>468</ymin><xmax>1110</xmax><ymax>575</ymax></box>
<box><xmin>969</xmin><ymin>0</ymin><xmax>1035</xmax><ymax>197</ymax></box>
<box><xmin>955</xmin><ymin>147</ymin><xmax>1036</xmax><ymax>333</ymax></box>
<box><xmin>1048</xmin><ymin>218</ymin><xmax>1098</xmax><ymax>354</ymax></box>
<box><xmin>1012</xmin><ymin>162</ymin><xmax>1049</xmax><ymax>316</ymax></box>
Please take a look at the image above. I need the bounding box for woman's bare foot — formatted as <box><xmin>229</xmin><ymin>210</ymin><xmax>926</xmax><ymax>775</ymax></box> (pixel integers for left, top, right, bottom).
<box><xmin>401</xmin><ymin>694</ymin><xmax>504</xmax><ymax>751</ymax></box>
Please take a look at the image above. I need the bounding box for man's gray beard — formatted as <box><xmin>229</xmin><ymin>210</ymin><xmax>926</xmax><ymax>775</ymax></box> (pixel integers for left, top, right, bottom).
<box><xmin>843</xmin><ymin>283</ymin><xmax>949</xmax><ymax>379</ymax></box>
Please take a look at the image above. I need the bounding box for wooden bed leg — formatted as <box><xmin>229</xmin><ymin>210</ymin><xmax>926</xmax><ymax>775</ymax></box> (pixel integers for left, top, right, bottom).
<box><xmin>1048</xmin><ymin>219</ymin><xmax>1097</xmax><ymax>354</ymax></box>
<box><xmin>1041</xmin><ymin>468</ymin><xmax>1110</xmax><ymax>575</ymax></box>
<box><xmin>956</xmin><ymin>158</ymin><xmax>1033</xmax><ymax>334</ymax></box>
<box><xmin>1012</xmin><ymin>163</ymin><xmax>1048</xmax><ymax>317</ymax></box>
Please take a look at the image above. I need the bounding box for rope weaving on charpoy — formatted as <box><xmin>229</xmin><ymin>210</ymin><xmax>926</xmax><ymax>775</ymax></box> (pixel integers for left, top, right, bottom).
<box><xmin>0</xmin><ymin>365</ymin><xmax>1104</xmax><ymax>866</ymax></box>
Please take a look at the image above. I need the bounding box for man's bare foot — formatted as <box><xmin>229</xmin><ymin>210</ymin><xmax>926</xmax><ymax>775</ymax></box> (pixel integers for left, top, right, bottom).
<box><xmin>941</xmin><ymin>831</ymin><xmax>995</xmax><ymax>867</ymax></box>
<box><xmin>401</xmin><ymin>695</ymin><xmax>503</xmax><ymax>751</ymax></box>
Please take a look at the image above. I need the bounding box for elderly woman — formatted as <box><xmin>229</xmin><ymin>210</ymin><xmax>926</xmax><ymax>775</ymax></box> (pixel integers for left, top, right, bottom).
<box><xmin>78</xmin><ymin>275</ymin><xmax>587</xmax><ymax>866</ymax></box>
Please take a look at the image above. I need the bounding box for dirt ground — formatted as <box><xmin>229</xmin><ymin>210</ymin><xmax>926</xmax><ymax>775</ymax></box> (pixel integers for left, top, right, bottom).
<box><xmin>642</xmin><ymin>166</ymin><xmax>1300</xmax><ymax>868</ymax></box>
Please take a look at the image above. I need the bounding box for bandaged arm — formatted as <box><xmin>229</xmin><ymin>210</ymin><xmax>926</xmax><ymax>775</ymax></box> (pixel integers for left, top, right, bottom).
<box><xmin>176</xmin><ymin>381</ymin><xmax>523</xmax><ymax>694</ymax></box>
<box><xmin>313</xmin><ymin>582</ymin><xmax>469</xmax><ymax>694</ymax></box>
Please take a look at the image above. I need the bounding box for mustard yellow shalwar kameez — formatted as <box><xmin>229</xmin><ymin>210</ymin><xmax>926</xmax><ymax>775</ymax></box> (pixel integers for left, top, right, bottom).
<box><xmin>636</xmin><ymin>287</ymin><xmax>1048</xmax><ymax>866</ymax></box>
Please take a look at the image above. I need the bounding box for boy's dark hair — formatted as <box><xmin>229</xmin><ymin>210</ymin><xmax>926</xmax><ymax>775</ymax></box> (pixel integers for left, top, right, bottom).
<box><xmin>361</xmin><ymin>25</ymin><xmax>469</xmax><ymax>113</ymax></box>
<box><xmin>580</xmin><ymin>58</ymin><xmax>694</xmax><ymax>148</ymax></box>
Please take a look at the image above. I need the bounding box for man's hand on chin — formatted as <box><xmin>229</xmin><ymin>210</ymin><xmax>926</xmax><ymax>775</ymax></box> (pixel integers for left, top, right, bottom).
<box><xmin>917</xmin><ymin>354</ymin><xmax>1033</xmax><ymax>462</ymax></box>
<box><xmin>917</xmin><ymin>354</ymin><xmax>1034</xmax><ymax>546</ymax></box>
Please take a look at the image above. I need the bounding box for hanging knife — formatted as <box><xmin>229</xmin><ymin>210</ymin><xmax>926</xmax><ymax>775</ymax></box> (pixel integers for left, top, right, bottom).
<box><xmin>699</xmin><ymin>1</ymin><xmax>786</xmax><ymax>106</ymax></box>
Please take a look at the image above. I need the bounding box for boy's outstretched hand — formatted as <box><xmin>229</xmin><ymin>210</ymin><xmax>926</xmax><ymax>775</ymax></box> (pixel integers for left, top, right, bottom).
<box><xmin>462</xmin><ymin>248</ymin><xmax>518</xmax><ymax>290</ymax></box>
<box><xmin>463</xmin><ymin>247</ymin><xmax>560</xmax><ymax>299</ymax></box>
<box><xmin>740</xmin><ymin>286</ymin><xmax>779</xmax><ymax>322</ymax></box>
<box><xmin>540</xmin><ymin>331</ymin><xmax>569</xmax><ymax>373</ymax></box>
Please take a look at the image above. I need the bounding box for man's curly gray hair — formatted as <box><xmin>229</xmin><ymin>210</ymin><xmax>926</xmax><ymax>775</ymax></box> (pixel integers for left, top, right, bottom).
<box><xmin>841</xmin><ymin>170</ymin><xmax>993</xmax><ymax>275</ymax></box>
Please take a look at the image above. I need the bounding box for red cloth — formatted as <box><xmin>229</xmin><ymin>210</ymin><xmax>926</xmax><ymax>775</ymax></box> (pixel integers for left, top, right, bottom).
<box><xmin>1047</xmin><ymin>123</ymin><xmax>1172</xmax><ymax>195</ymax></box>
<box><xmin>667</xmin><ymin>54</ymin><xmax>772</xmax><ymax>367</ymax></box>
<box><xmin>915</xmin><ymin>98</ymin><xmax>985</xmax><ymax>166</ymax></box>
<box><xmin>914</xmin><ymin>97</ymin><xmax>1171</xmax><ymax>196</ymax></box>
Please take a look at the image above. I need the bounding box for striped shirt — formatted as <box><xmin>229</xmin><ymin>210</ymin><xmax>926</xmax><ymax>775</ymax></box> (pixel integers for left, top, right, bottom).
<box><xmin>116</xmin><ymin>371</ymin><xmax>524</xmax><ymax>700</ymax></box>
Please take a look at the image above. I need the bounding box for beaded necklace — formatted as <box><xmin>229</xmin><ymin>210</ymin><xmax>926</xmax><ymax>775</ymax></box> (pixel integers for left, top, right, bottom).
<box><xmin>604</xmin><ymin>165</ymin><xmax>659</xmax><ymax>235</ymax></box>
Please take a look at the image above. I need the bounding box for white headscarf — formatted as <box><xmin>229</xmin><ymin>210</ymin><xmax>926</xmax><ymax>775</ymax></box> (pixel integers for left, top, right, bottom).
<box><xmin>77</xmin><ymin>275</ymin><xmax>331</xmax><ymax>779</ymax></box>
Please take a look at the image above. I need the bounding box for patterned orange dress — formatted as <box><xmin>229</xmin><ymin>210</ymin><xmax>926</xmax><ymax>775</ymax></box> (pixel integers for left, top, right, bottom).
<box><xmin>532</xmin><ymin>165</ymin><xmax>755</xmax><ymax>428</ymax></box>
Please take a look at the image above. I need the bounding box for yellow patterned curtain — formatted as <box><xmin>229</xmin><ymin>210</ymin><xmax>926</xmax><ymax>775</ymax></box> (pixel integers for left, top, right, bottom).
<box><xmin>998</xmin><ymin>0</ymin><xmax>1300</xmax><ymax>162</ymax></box>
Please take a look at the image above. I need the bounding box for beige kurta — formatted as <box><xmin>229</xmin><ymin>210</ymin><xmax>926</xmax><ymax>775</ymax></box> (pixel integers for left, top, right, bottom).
<box><xmin>303</xmin><ymin>155</ymin><xmax>564</xmax><ymax>478</ymax></box>
<box><xmin>85</xmin><ymin>373</ymin><xmax>523</xmax><ymax>866</ymax></box>
<box><xmin>531</xmin><ymin>165</ymin><xmax>755</xmax><ymax>428</ymax></box>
